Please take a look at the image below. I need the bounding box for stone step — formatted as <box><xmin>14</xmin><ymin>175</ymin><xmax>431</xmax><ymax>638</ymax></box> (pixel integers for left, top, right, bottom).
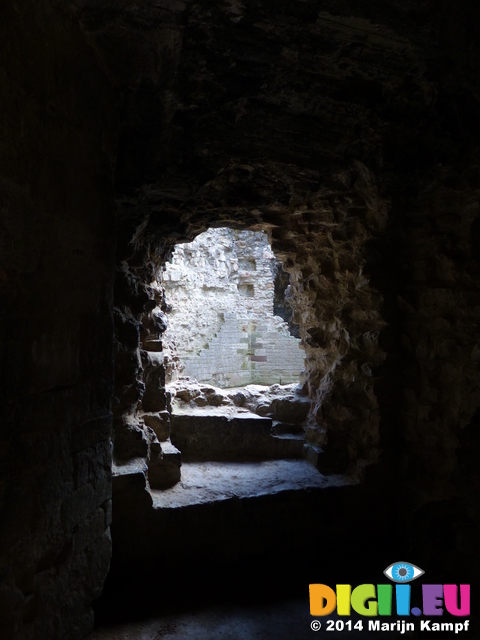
<box><xmin>149</xmin><ymin>459</ymin><xmax>344</xmax><ymax>508</ymax></box>
<box><xmin>171</xmin><ymin>412</ymin><xmax>271</xmax><ymax>461</ymax></box>
<box><xmin>147</xmin><ymin>439</ymin><xmax>182</xmax><ymax>490</ymax></box>
<box><xmin>170</xmin><ymin>411</ymin><xmax>304</xmax><ymax>461</ymax></box>
<box><xmin>303</xmin><ymin>443</ymin><xmax>327</xmax><ymax>467</ymax></box>
<box><xmin>271</xmin><ymin>420</ymin><xmax>304</xmax><ymax>435</ymax></box>
<box><xmin>112</xmin><ymin>460</ymin><xmax>357</xmax><ymax>568</ymax></box>
<box><xmin>268</xmin><ymin>395</ymin><xmax>310</xmax><ymax>424</ymax></box>
<box><xmin>270</xmin><ymin>434</ymin><xmax>305</xmax><ymax>458</ymax></box>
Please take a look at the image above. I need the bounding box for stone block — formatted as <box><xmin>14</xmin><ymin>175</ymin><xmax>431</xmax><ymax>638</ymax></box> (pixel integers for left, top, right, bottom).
<box><xmin>113</xmin><ymin>418</ymin><xmax>149</xmax><ymax>460</ymax></box>
<box><xmin>303</xmin><ymin>443</ymin><xmax>324</xmax><ymax>468</ymax></box>
<box><xmin>141</xmin><ymin>351</ymin><xmax>167</xmax><ymax>411</ymax></box>
<box><xmin>270</xmin><ymin>396</ymin><xmax>310</xmax><ymax>424</ymax></box>
<box><xmin>143</xmin><ymin>411</ymin><xmax>170</xmax><ymax>441</ymax></box>
<box><xmin>169</xmin><ymin>412</ymin><xmax>303</xmax><ymax>460</ymax></box>
<box><xmin>147</xmin><ymin>441</ymin><xmax>182</xmax><ymax>489</ymax></box>
<box><xmin>142</xmin><ymin>339</ymin><xmax>163</xmax><ymax>352</ymax></box>
<box><xmin>112</xmin><ymin>463</ymin><xmax>153</xmax><ymax>517</ymax></box>
<box><xmin>272</xmin><ymin>420</ymin><xmax>304</xmax><ymax>435</ymax></box>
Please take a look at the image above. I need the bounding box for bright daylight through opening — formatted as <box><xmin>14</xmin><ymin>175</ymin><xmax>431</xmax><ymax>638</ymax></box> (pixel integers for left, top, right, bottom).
<box><xmin>137</xmin><ymin>227</ymin><xmax>332</xmax><ymax>507</ymax></box>
<box><xmin>159</xmin><ymin>227</ymin><xmax>304</xmax><ymax>388</ymax></box>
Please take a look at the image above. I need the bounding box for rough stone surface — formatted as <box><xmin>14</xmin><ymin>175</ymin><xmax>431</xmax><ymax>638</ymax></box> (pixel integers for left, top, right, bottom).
<box><xmin>169</xmin><ymin>379</ymin><xmax>311</xmax><ymax>421</ymax></box>
<box><xmin>147</xmin><ymin>440</ymin><xmax>182</xmax><ymax>489</ymax></box>
<box><xmin>108</xmin><ymin>467</ymin><xmax>374</xmax><ymax>571</ymax></box>
<box><xmin>101</xmin><ymin>0</ymin><xmax>480</xmax><ymax>611</ymax></box>
<box><xmin>0</xmin><ymin>2</ymin><xmax>116</xmax><ymax>638</ymax></box>
<box><xmin>151</xmin><ymin>459</ymin><xmax>349</xmax><ymax>508</ymax></box>
<box><xmin>86</xmin><ymin>598</ymin><xmax>387</xmax><ymax>640</ymax></box>
<box><xmin>3</xmin><ymin>0</ymin><xmax>480</xmax><ymax>637</ymax></box>
<box><xmin>161</xmin><ymin>228</ymin><xmax>304</xmax><ymax>386</ymax></box>
<box><xmin>142</xmin><ymin>411</ymin><xmax>171</xmax><ymax>442</ymax></box>
<box><xmin>170</xmin><ymin>412</ymin><xmax>303</xmax><ymax>461</ymax></box>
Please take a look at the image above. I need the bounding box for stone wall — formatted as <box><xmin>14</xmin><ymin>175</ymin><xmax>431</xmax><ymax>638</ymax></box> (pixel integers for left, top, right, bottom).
<box><xmin>0</xmin><ymin>2</ymin><xmax>116</xmax><ymax>638</ymax></box>
<box><xmin>101</xmin><ymin>0</ymin><xmax>480</xmax><ymax>594</ymax></box>
<box><xmin>2</xmin><ymin>1</ymin><xmax>480</xmax><ymax>638</ymax></box>
<box><xmin>161</xmin><ymin>228</ymin><xmax>304</xmax><ymax>387</ymax></box>
<box><xmin>180</xmin><ymin>314</ymin><xmax>305</xmax><ymax>387</ymax></box>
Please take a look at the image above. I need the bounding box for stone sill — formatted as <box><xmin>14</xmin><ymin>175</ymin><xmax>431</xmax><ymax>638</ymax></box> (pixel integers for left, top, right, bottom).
<box><xmin>148</xmin><ymin>459</ymin><xmax>355</xmax><ymax>509</ymax></box>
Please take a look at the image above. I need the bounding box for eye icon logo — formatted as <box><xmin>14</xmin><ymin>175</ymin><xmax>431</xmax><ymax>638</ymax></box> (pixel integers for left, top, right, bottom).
<box><xmin>384</xmin><ymin>561</ymin><xmax>424</xmax><ymax>583</ymax></box>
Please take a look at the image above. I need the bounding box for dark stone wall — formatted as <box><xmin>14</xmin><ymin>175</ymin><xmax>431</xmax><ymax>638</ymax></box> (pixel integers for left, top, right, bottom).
<box><xmin>1</xmin><ymin>0</ymin><xmax>480</xmax><ymax>637</ymax></box>
<box><xmin>94</xmin><ymin>0</ymin><xmax>480</xmax><ymax>463</ymax></box>
<box><xmin>0</xmin><ymin>2</ymin><xmax>116</xmax><ymax>638</ymax></box>
<box><xmin>96</xmin><ymin>0</ymin><xmax>480</xmax><ymax>597</ymax></box>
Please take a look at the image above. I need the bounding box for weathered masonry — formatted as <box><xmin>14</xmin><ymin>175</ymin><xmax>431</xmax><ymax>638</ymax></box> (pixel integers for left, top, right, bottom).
<box><xmin>161</xmin><ymin>228</ymin><xmax>304</xmax><ymax>387</ymax></box>
<box><xmin>2</xmin><ymin>1</ymin><xmax>480</xmax><ymax>638</ymax></box>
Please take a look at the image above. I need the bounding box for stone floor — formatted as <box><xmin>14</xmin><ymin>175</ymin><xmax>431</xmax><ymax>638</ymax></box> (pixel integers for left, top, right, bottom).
<box><xmin>94</xmin><ymin>455</ymin><xmax>422</xmax><ymax>640</ymax></box>
<box><xmin>87</xmin><ymin>598</ymin><xmax>413</xmax><ymax>640</ymax></box>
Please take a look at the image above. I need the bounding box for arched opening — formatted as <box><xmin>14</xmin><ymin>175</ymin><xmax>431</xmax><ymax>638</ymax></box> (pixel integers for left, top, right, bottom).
<box><xmin>4</xmin><ymin>1</ymin><xmax>480</xmax><ymax>637</ymax></box>
<box><xmin>109</xmin><ymin>162</ymin><xmax>388</xmax><ymax>567</ymax></box>
<box><xmin>136</xmin><ymin>227</ymin><xmax>338</xmax><ymax>505</ymax></box>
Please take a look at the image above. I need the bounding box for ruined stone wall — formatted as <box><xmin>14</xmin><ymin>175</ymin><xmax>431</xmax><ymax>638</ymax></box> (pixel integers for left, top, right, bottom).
<box><xmin>180</xmin><ymin>315</ymin><xmax>304</xmax><ymax>387</ymax></box>
<box><xmin>0</xmin><ymin>3</ymin><xmax>116</xmax><ymax>638</ymax></box>
<box><xmin>102</xmin><ymin>0</ymin><xmax>406</xmax><ymax>477</ymax></box>
<box><xmin>161</xmin><ymin>228</ymin><xmax>304</xmax><ymax>387</ymax></box>
<box><xmin>2</xmin><ymin>3</ymin><xmax>479</xmax><ymax>638</ymax></box>
<box><xmin>97</xmin><ymin>0</ymin><xmax>480</xmax><ymax>590</ymax></box>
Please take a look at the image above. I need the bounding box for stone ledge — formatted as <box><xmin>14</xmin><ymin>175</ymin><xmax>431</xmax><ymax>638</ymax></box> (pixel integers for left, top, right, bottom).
<box><xmin>149</xmin><ymin>459</ymin><xmax>353</xmax><ymax>509</ymax></box>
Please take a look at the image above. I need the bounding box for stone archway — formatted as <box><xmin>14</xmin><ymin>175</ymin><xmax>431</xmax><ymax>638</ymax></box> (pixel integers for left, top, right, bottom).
<box><xmin>112</xmin><ymin>160</ymin><xmax>388</xmax><ymax>507</ymax></box>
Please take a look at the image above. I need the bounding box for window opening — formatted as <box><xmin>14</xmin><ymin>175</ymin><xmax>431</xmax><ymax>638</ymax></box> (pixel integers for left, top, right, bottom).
<box><xmin>139</xmin><ymin>227</ymin><xmax>321</xmax><ymax>506</ymax></box>
<box><xmin>160</xmin><ymin>228</ymin><xmax>304</xmax><ymax>388</ymax></box>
